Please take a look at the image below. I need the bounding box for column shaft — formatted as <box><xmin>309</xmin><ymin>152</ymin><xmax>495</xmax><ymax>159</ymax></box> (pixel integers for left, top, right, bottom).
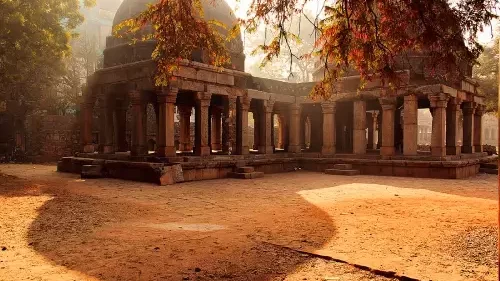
<box><xmin>223</xmin><ymin>96</ymin><xmax>237</xmax><ymax>154</ymax></box>
<box><xmin>446</xmin><ymin>98</ymin><xmax>462</xmax><ymax>155</ymax></box>
<box><xmin>474</xmin><ymin>105</ymin><xmax>485</xmax><ymax>153</ymax></box>
<box><xmin>211</xmin><ymin>108</ymin><xmax>222</xmax><ymax>151</ymax></box>
<box><xmin>178</xmin><ymin>106</ymin><xmax>193</xmax><ymax>152</ymax></box>
<box><xmin>403</xmin><ymin>95</ymin><xmax>418</xmax><ymax>156</ymax></box>
<box><xmin>353</xmin><ymin>100</ymin><xmax>367</xmax><ymax>155</ymax></box>
<box><xmin>258</xmin><ymin>99</ymin><xmax>275</xmax><ymax>154</ymax></box>
<box><xmin>130</xmin><ymin>90</ymin><xmax>147</xmax><ymax>156</ymax></box>
<box><xmin>462</xmin><ymin>102</ymin><xmax>476</xmax><ymax>154</ymax></box>
<box><xmin>379</xmin><ymin>98</ymin><xmax>397</xmax><ymax>156</ymax></box>
<box><xmin>195</xmin><ymin>92</ymin><xmax>212</xmax><ymax>156</ymax></box>
<box><xmin>321</xmin><ymin>102</ymin><xmax>336</xmax><ymax>155</ymax></box>
<box><xmin>430</xmin><ymin>93</ymin><xmax>449</xmax><ymax>157</ymax></box>
<box><xmin>288</xmin><ymin>103</ymin><xmax>301</xmax><ymax>153</ymax></box>
<box><xmin>237</xmin><ymin>95</ymin><xmax>251</xmax><ymax>155</ymax></box>
<box><xmin>157</xmin><ymin>88</ymin><xmax>178</xmax><ymax>157</ymax></box>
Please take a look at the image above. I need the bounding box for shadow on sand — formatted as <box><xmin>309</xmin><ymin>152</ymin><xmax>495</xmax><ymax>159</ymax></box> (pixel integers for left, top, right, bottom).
<box><xmin>21</xmin><ymin>173</ymin><xmax>338</xmax><ymax>281</ymax></box>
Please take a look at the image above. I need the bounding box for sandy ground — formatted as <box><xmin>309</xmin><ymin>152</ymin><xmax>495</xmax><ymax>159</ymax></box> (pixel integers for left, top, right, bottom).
<box><xmin>0</xmin><ymin>164</ymin><xmax>497</xmax><ymax>281</ymax></box>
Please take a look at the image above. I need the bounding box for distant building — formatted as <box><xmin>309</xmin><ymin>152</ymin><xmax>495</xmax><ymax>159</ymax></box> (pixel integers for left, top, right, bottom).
<box><xmin>78</xmin><ymin>0</ymin><xmax>122</xmax><ymax>51</ymax></box>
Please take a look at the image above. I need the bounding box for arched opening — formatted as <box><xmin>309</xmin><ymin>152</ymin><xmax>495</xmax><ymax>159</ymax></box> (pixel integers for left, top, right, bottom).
<box><xmin>147</xmin><ymin>138</ymin><xmax>156</xmax><ymax>152</ymax></box>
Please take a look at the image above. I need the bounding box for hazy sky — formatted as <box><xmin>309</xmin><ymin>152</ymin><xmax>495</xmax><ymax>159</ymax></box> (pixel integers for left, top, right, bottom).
<box><xmin>224</xmin><ymin>0</ymin><xmax>496</xmax><ymax>45</ymax></box>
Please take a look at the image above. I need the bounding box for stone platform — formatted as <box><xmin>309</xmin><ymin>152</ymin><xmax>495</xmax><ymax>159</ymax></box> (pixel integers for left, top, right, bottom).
<box><xmin>57</xmin><ymin>152</ymin><xmax>497</xmax><ymax>185</ymax></box>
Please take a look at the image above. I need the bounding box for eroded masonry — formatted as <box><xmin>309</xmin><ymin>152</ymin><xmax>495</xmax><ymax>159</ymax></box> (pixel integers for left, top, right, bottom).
<box><xmin>58</xmin><ymin>0</ymin><xmax>496</xmax><ymax>184</ymax></box>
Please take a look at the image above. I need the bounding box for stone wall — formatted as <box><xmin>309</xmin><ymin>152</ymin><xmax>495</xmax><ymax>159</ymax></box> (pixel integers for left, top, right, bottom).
<box><xmin>25</xmin><ymin>114</ymin><xmax>81</xmax><ymax>163</ymax></box>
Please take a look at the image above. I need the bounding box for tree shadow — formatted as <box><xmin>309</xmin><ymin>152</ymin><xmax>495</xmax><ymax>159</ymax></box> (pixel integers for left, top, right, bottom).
<box><xmin>25</xmin><ymin>173</ymin><xmax>338</xmax><ymax>281</ymax></box>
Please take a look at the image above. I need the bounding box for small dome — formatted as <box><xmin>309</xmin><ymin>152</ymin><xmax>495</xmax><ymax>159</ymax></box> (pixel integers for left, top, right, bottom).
<box><xmin>106</xmin><ymin>0</ymin><xmax>244</xmax><ymax>70</ymax></box>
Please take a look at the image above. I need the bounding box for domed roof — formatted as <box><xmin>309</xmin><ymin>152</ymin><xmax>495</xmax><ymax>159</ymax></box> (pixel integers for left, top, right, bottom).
<box><xmin>113</xmin><ymin>0</ymin><xmax>238</xmax><ymax>32</ymax></box>
<box><xmin>106</xmin><ymin>0</ymin><xmax>245</xmax><ymax>71</ymax></box>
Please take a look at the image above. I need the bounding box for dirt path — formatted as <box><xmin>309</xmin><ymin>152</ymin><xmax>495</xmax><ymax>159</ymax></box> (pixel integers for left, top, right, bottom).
<box><xmin>0</xmin><ymin>164</ymin><xmax>497</xmax><ymax>281</ymax></box>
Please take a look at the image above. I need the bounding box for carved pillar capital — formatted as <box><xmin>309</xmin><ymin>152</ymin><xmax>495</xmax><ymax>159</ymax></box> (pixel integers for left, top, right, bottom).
<box><xmin>475</xmin><ymin>104</ymin><xmax>486</xmax><ymax>116</ymax></box>
<box><xmin>379</xmin><ymin>97</ymin><xmax>397</xmax><ymax>111</ymax></box>
<box><xmin>129</xmin><ymin>90</ymin><xmax>143</xmax><ymax>105</ymax></box>
<box><xmin>264</xmin><ymin>99</ymin><xmax>276</xmax><ymax>113</ymax></box>
<box><xmin>196</xmin><ymin>92</ymin><xmax>212</xmax><ymax>107</ymax></box>
<box><xmin>321</xmin><ymin>102</ymin><xmax>336</xmax><ymax>114</ymax></box>
<box><xmin>157</xmin><ymin>87</ymin><xmax>178</xmax><ymax>104</ymax></box>
<box><xmin>462</xmin><ymin>102</ymin><xmax>477</xmax><ymax>115</ymax></box>
<box><xmin>238</xmin><ymin>97</ymin><xmax>251</xmax><ymax>111</ymax></box>
<box><xmin>429</xmin><ymin>93</ymin><xmax>449</xmax><ymax>108</ymax></box>
<box><xmin>447</xmin><ymin>97</ymin><xmax>463</xmax><ymax>111</ymax></box>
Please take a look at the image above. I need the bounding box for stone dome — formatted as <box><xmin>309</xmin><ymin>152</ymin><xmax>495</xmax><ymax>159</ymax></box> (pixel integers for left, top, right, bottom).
<box><xmin>104</xmin><ymin>0</ymin><xmax>245</xmax><ymax>70</ymax></box>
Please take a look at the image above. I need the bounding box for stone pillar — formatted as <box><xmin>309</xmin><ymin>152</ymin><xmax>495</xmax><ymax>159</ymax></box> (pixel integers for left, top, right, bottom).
<box><xmin>211</xmin><ymin>107</ymin><xmax>222</xmax><ymax>151</ymax></box>
<box><xmin>178</xmin><ymin>106</ymin><xmax>193</xmax><ymax>152</ymax></box>
<box><xmin>113</xmin><ymin>102</ymin><xmax>128</xmax><ymax>152</ymax></box>
<box><xmin>403</xmin><ymin>95</ymin><xmax>418</xmax><ymax>156</ymax></box>
<box><xmin>223</xmin><ymin>96</ymin><xmax>237</xmax><ymax>154</ymax></box>
<box><xmin>156</xmin><ymin>87</ymin><xmax>178</xmax><ymax>157</ymax></box>
<box><xmin>288</xmin><ymin>103</ymin><xmax>301</xmax><ymax>153</ymax></box>
<box><xmin>367</xmin><ymin>112</ymin><xmax>379</xmax><ymax>150</ymax></box>
<box><xmin>102</xmin><ymin>97</ymin><xmax>115</xmax><ymax>154</ymax></box>
<box><xmin>237</xmin><ymin>95</ymin><xmax>251</xmax><ymax>155</ymax></box>
<box><xmin>429</xmin><ymin>93</ymin><xmax>449</xmax><ymax>157</ymax></box>
<box><xmin>82</xmin><ymin>101</ymin><xmax>95</xmax><ymax>153</ymax></box>
<box><xmin>195</xmin><ymin>92</ymin><xmax>212</xmax><ymax>156</ymax></box>
<box><xmin>377</xmin><ymin>114</ymin><xmax>382</xmax><ymax>149</ymax></box>
<box><xmin>258</xmin><ymin>99</ymin><xmax>275</xmax><ymax>154</ymax></box>
<box><xmin>321</xmin><ymin>102</ymin><xmax>336</xmax><ymax>155</ymax></box>
<box><xmin>474</xmin><ymin>105</ymin><xmax>485</xmax><ymax>153</ymax></box>
<box><xmin>446</xmin><ymin>98</ymin><xmax>463</xmax><ymax>155</ymax></box>
<box><xmin>379</xmin><ymin>98</ymin><xmax>397</xmax><ymax>156</ymax></box>
<box><xmin>353</xmin><ymin>100</ymin><xmax>367</xmax><ymax>155</ymax></box>
<box><xmin>130</xmin><ymin>90</ymin><xmax>147</xmax><ymax>156</ymax></box>
<box><xmin>253</xmin><ymin>112</ymin><xmax>260</xmax><ymax>150</ymax></box>
<box><xmin>462</xmin><ymin>102</ymin><xmax>476</xmax><ymax>154</ymax></box>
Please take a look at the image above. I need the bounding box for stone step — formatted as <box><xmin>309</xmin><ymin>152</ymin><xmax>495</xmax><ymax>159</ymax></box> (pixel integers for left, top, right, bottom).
<box><xmin>228</xmin><ymin>172</ymin><xmax>264</xmax><ymax>179</ymax></box>
<box><xmin>81</xmin><ymin>165</ymin><xmax>104</xmax><ymax>178</ymax></box>
<box><xmin>236</xmin><ymin>166</ymin><xmax>255</xmax><ymax>173</ymax></box>
<box><xmin>334</xmin><ymin>164</ymin><xmax>353</xmax><ymax>170</ymax></box>
<box><xmin>481</xmin><ymin>163</ymin><xmax>498</xmax><ymax>169</ymax></box>
<box><xmin>479</xmin><ymin>168</ymin><xmax>498</xmax><ymax>175</ymax></box>
<box><xmin>325</xmin><ymin>169</ymin><xmax>360</xmax><ymax>176</ymax></box>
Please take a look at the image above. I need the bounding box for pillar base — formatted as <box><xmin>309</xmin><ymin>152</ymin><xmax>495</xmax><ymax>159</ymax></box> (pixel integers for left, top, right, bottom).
<box><xmin>258</xmin><ymin>146</ymin><xmax>274</xmax><ymax>154</ymax></box>
<box><xmin>288</xmin><ymin>145</ymin><xmax>302</xmax><ymax>153</ymax></box>
<box><xmin>179</xmin><ymin>144</ymin><xmax>193</xmax><ymax>152</ymax></box>
<box><xmin>238</xmin><ymin>146</ymin><xmax>250</xmax><ymax>155</ymax></box>
<box><xmin>462</xmin><ymin>146</ymin><xmax>474</xmax><ymax>154</ymax></box>
<box><xmin>83</xmin><ymin>144</ymin><xmax>95</xmax><ymax>153</ymax></box>
<box><xmin>431</xmin><ymin>147</ymin><xmax>446</xmax><ymax>157</ymax></box>
<box><xmin>446</xmin><ymin>146</ymin><xmax>462</xmax><ymax>156</ymax></box>
<box><xmin>380</xmin><ymin>146</ymin><xmax>395</xmax><ymax>156</ymax></box>
<box><xmin>103</xmin><ymin>146</ymin><xmax>115</xmax><ymax>154</ymax></box>
<box><xmin>212</xmin><ymin>144</ymin><xmax>222</xmax><ymax>151</ymax></box>
<box><xmin>195</xmin><ymin>146</ymin><xmax>211</xmax><ymax>156</ymax></box>
<box><xmin>131</xmin><ymin>146</ymin><xmax>147</xmax><ymax>156</ymax></box>
<box><xmin>321</xmin><ymin>146</ymin><xmax>335</xmax><ymax>155</ymax></box>
<box><xmin>157</xmin><ymin>146</ymin><xmax>177</xmax><ymax>157</ymax></box>
<box><xmin>474</xmin><ymin>145</ymin><xmax>483</xmax><ymax>153</ymax></box>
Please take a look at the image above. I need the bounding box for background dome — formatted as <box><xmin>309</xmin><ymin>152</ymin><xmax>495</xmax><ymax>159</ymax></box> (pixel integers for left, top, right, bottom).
<box><xmin>103</xmin><ymin>0</ymin><xmax>245</xmax><ymax>70</ymax></box>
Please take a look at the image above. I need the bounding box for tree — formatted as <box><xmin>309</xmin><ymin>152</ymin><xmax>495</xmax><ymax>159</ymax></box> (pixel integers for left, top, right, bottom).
<box><xmin>0</xmin><ymin>0</ymin><xmax>95</xmax><ymax>107</ymax></box>
<box><xmin>246</xmin><ymin>11</ymin><xmax>318</xmax><ymax>82</ymax></box>
<box><xmin>117</xmin><ymin>0</ymin><xmax>496</xmax><ymax>99</ymax></box>
<box><xmin>474</xmin><ymin>38</ymin><xmax>498</xmax><ymax>113</ymax></box>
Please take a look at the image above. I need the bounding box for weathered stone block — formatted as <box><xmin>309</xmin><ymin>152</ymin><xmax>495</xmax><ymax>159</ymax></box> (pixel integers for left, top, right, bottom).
<box><xmin>236</xmin><ymin>166</ymin><xmax>255</xmax><ymax>173</ymax></box>
<box><xmin>196</xmin><ymin>70</ymin><xmax>217</xmax><ymax>83</ymax></box>
<box><xmin>325</xmin><ymin>169</ymin><xmax>360</xmax><ymax>176</ymax></box>
<box><xmin>81</xmin><ymin>165</ymin><xmax>104</xmax><ymax>178</ymax></box>
<box><xmin>333</xmin><ymin>164</ymin><xmax>353</xmax><ymax>170</ymax></box>
<box><xmin>216</xmin><ymin>73</ymin><xmax>234</xmax><ymax>85</ymax></box>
